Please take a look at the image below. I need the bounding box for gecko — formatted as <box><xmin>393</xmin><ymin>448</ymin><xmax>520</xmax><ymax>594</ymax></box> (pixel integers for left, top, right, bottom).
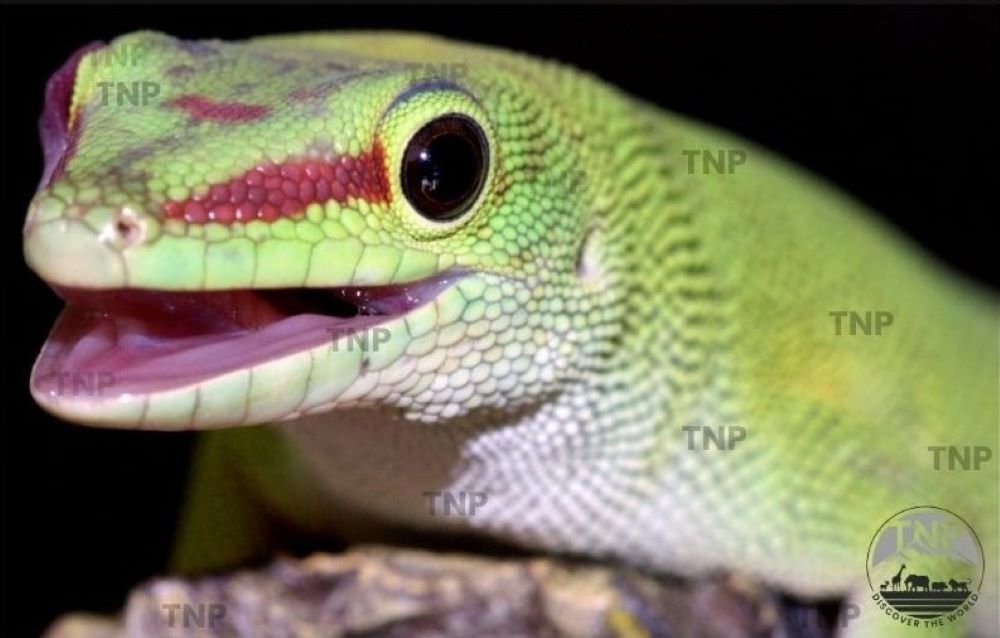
<box><xmin>23</xmin><ymin>32</ymin><xmax>998</xmax><ymax>637</ymax></box>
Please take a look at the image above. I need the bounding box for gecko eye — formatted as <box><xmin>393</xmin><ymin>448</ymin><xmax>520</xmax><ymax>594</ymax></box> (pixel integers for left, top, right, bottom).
<box><xmin>401</xmin><ymin>114</ymin><xmax>488</xmax><ymax>222</ymax></box>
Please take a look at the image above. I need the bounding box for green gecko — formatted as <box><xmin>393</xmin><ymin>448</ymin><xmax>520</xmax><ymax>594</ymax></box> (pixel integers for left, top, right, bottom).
<box><xmin>23</xmin><ymin>32</ymin><xmax>997</xmax><ymax>637</ymax></box>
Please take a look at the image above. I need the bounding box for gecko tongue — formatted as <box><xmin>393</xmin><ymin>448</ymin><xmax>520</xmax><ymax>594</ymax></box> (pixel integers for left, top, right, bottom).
<box><xmin>31</xmin><ymin>277</ymin><xmax>458</xmax><ymax>398</ymax></box>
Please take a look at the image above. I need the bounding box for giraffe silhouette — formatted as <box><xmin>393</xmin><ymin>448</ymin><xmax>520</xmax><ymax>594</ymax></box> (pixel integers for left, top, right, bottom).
<box><xmin>891</xmin><ymin>564</ymin><xmax>906</xmax><ymax>591</ymax></box>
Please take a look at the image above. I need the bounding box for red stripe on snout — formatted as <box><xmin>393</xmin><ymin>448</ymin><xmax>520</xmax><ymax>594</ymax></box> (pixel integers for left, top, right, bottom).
<box><xmin>163</xmin><ymin>142</ymin><xmax>390</xmax><ymax>224</ymax></box>
<box><xmin>167</xmin><ymin>95</ymin><xmax>270</xmax><ymax>123</ymax></box>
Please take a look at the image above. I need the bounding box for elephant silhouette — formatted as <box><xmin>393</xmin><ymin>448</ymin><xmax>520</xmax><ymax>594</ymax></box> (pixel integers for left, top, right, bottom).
<box><xmin>905</xmin><ymin>574</ymin><xmax>930</xmax><ymax>592</ymax></box>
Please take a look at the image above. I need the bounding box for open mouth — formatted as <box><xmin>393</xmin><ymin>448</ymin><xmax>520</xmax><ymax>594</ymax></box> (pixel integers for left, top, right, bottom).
<box><xmin>31</xmin><ymin>274</ymin><xmax>460</xmax><ymax>398</ymax></box>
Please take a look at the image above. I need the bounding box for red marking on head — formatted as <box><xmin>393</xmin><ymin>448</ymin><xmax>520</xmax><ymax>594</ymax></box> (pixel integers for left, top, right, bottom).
<box><xmin>289</xmin><ymin>87</ymin><xmax>321</xmax><ymax>101</ymax></box>
<box><xmin>167</xmin><ymin>95</ymin><xmax>270</xmax><ymax>123</ymax></box>
<box><xmin>166</xmin><ymin>64</ymin><xmax>196</xmax><ymax>78</ymax></box>
<box><xmin>164</xmin><ymin>141</ymin><xmax>390</xmax><ymax>224</ymax></box>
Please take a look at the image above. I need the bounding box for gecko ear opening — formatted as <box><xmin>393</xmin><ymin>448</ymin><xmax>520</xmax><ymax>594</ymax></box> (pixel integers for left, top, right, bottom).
<box><xmin>577</xmin><ymin>226</ymin><xmax>605</xmax><ymax>288</ymax></box>
<box><xmin>38</xmin><ymin>41</ymin><xmax>105</xmax><ymax>188</ymax></box>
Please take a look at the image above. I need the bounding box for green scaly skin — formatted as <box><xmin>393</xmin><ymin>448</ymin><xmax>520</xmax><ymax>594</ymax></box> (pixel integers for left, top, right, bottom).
<box><xmin>23</xmin><ymin>32</ymin><xmax>997</xmax><ymax>637</ymax></box>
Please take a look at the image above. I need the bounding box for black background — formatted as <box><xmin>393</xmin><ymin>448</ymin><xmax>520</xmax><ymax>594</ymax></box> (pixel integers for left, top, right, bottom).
<box><xmin>1</xmin><ymin>5</ymin><xmax>998</xmax><ymax>636</ymax></box>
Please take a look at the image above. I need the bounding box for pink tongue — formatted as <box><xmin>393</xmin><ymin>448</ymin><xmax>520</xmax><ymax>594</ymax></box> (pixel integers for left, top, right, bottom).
<box><xmin>33</xmin><ymin>286</ymin><xmax>352</xmax><ymax>396</ymax></box>
<box><xmin>52</xmin><ymin>286</ymin><xmax>289</xmax><ymax>334</ymax></box>
<box><xmin>32</xmin><ymin>307</ymin><xmax>387</xmax><ymax>396</ymax></box>
<box><xmin>32</xmin><ymin>275</ymin><xmax>463</xmax><ymax>398</ymax></box>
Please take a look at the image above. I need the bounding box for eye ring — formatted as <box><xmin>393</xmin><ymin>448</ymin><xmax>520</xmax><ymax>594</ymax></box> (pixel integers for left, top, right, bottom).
<box><xmin>400</xmin><ymin>114</ymin><xmax>489</xmax><ymax>223</ymax></box>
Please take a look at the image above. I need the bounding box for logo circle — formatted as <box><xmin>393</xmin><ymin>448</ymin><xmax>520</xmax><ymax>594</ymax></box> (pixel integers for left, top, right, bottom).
<box><xmin>867</xmin><ymin>506</ymin><xmax>984</xmax><ymax>623</ymax></box>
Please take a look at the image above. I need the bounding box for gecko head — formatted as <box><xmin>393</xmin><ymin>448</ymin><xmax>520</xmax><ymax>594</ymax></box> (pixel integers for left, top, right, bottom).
<box><xmin>24</xmin><ymin>31</ymin><xmax>622</xmax><ymax>429</ymax></box>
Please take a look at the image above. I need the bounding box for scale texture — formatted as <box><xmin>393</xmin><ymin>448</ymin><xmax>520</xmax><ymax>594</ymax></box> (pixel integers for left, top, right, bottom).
<box><xmin>23</xmin><ymin>32</ymin><xmax>998</xmax><ymax>637</ymax></box>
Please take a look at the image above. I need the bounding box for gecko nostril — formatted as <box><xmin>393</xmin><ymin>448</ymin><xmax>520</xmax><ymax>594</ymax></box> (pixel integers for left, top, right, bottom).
<box><xmin>114</xmin><ymin>215</ymin><xmax>143</xmax><ymax>245</ymax></box>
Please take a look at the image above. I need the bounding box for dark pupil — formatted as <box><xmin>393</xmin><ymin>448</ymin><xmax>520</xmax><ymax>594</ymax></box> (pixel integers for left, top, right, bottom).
<box><xmin>402</xmin><ymin>115</ymin><xmax>487</xmax><ymax>221</ymax></box>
